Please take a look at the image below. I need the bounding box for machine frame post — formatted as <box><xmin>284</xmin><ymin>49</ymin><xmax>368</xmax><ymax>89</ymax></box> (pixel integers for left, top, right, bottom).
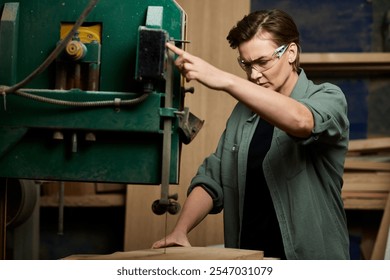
<box><xmin>0</xmin><ymin>179</ymin><xmax>7</xmax><ymax>259</ymax></box>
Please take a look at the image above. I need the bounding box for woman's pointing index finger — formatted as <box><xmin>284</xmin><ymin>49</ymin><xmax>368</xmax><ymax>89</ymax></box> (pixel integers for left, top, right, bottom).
<box><xmin>166</xmin><ymin>42</ymin><xmax>185</xmax><ymax>56</ymax></box>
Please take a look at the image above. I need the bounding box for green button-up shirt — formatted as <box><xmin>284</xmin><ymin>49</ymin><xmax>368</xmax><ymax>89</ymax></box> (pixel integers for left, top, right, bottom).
<box><xmin>188</xmin><ymin>69</ymin><xmax>350</xmax><ymax>259</ymax></box>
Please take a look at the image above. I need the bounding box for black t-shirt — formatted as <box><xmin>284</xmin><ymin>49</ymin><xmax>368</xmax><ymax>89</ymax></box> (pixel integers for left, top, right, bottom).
<box><xmin>240</xmin><ymin>117</ymin><xmax>286</xmax><ymax>259</ymax></box>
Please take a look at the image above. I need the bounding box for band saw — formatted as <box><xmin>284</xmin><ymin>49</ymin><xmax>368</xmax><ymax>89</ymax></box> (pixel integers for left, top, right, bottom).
<box><xmin>0</xmin><ymin>0</ymin><xmax>203</xmax><ymax>258</ymax></box>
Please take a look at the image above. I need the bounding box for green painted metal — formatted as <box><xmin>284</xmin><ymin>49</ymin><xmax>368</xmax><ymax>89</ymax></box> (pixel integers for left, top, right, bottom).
<box><xmin>1</xmin><ymin>0</ymin><xmax>184</xmax><ymax>91</ymax></box>
<box><xmin>0</xmin><ymin>3</ymin><xmax>19</xmax><ymax>85</ymax></box>
<box><xmin>0</xmin><ymin>0</ymin><xmax>186</xmax><ymax>184</ymax></box>
<box><xmin>0</xmin><ymin>91</ymin><xmax>164</xmax><ymax>132</ymax></box>
<box><xmin>145</xmin><ymin>6</ymin><xmax>164</xmax><ymax>28</ymax></box>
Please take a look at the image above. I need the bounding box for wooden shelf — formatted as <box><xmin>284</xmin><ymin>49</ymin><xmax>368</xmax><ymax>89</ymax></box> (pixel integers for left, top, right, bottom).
<box><xmin>40</xmin><ymin>194</ymin><xmax>126</xmax><ymax>207</ymax></box>
<box><xmin>342</xmin><ymin>194</ymin><xmax>388</xmax><ymax>210</ymax></box>
<box><xmin>300</xmin><ymin>52</ymin><xmax>390</xmax><ymax>74</ymax></box>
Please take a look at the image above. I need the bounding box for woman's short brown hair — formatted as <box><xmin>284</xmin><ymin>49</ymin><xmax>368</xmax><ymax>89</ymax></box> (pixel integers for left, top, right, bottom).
<box><xmin>227</xmin><ymin>9</ymin><xmax>301</xmax><ymax>71</ymax></box>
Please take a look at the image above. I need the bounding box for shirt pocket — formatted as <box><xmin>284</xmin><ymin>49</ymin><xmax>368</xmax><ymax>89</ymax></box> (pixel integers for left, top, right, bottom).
<box><xmin>274</xmin><ymin>133</ymin><xmax>306</xmax><ymax>179</ymax></box>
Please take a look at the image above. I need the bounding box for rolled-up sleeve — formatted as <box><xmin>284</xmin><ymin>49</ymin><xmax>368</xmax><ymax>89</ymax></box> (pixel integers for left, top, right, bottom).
<box><xmin>299</xmin><ymin>83</ymin><xmax>349</xmax><ymax>145</ymax></box>
<box><xmin>188</xmin><ymin>131</ymin><xmax>226</xmax><ymax>214</ymax></box>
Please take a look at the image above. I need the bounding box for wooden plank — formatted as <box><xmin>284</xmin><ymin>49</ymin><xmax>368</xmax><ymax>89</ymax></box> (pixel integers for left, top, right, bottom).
<box><xmin>344</xmin><ymin>159</ymin><xmax>390</xmax><ymax>172</ymax></box>
<box><xmin>343</xmin><ymin>198</ymin><xmax>386</xmax><ymax>210</ymax></box>
<box><xmin>300</xmin><ymin>53</ymin><xmax>390</xmax><ymax>74</ymax></box>
<box><xmin>342</xmin><ymin>192</ymin><xmax>388</xmax><ymax>199</ymax></box>
<box><xmin>63</xmin><ymin>246</ymin><xmax>263</xmax><ymax>260</ymax></box>
<box><xmin>40</xmin><ymin>194</ymin><xmax>125</xmax><ymax>207</ymax></box>
<box><xmin>342</xmin><ymin>183</ymin><xmax>389</xmax><ymax>192</ymax></box>
<box><xmin>301</xmin><ymin>53</ymin><xmax>390</xmax><ymax>64</ymax></box>
<box><xmin>95</xmin><ymin>183</ymin><xmax>126</xmax><ymax>193</ymax></box>
<box><xmin>41</xmin><ymin>181</ymin><xmax>96</xmax><ymax>196</ymax></box>
<box><xmin>347</xmin><ymin>138</ymin><xmax>390</xmax><ymax>153</ymax></box>
<box><xmin>343</xmin><ymin>172</ymin><xmax>390</xmax><ymax>182</ymax></box>
<box><xmin>371</xmin><ymin>194</ymin><xmax>390</xmax><ymax>259</ymax></box>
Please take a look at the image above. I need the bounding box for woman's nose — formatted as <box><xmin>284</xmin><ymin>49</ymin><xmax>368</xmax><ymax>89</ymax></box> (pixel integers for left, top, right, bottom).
<box><xmin>249</xmin><ymin>67</ymin><xmax>262</xmax><ymax>80</ymax></box>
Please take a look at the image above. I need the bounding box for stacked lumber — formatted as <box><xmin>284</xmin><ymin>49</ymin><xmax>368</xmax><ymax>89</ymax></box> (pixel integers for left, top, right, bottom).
<box><xmin>342</xmin><ymin>137</ymin><xmax>390</xmax><ymax>210</ymax></box>
<box><xmin>342</xmin><ymin>137</ymin><xmax>390</xmax><ymax>260</ymax></box>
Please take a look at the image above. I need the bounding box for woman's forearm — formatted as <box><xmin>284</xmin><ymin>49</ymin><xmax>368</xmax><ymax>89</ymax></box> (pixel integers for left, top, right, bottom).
<box><xmin>173</xmin><ymin>186</ymin><xmax>213</xmax><ymax>235</ymax></box>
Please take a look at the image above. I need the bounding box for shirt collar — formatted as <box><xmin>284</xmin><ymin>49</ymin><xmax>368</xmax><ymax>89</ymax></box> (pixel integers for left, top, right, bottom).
<box><xmin>290</xmin><ymin>68</ymin><xmax>310</xmax><ymax>100</ymax></box>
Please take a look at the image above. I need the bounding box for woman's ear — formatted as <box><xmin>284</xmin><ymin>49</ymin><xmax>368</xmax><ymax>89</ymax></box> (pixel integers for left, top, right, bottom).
<box><xmin>287</xmin><ymin>43</ymin><xmax>298</xmax><ymax>63</ymax></box>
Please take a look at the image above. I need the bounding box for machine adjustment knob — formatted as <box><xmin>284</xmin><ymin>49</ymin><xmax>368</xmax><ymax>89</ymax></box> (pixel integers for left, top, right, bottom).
<box><xmin>151</xmin><ymin>199</ymin><xmax>167</xmax><ymax>215</ymax></box>
<box><xmin>181</xmin><ymin>86</ymin><xmax>195</xmax><ymax>94</ymax></box>
<box><xmin>66</xmin><ymin>40</ymin><xmax>87</xmax><ymax>60</ymax></box>
<box><xmin>167</xmin><ymin>201</ymin><xmax>181</xmax><ymax>215</ymax></box>
<box><xmin>151</xmin><ymin>193</ymin><xmax>181</xmax><ymax>215</ymax></box>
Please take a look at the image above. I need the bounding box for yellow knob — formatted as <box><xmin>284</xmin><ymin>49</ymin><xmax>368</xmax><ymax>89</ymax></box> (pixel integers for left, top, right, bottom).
<box><xmin>65</xmin><ymin>41</ymin><xmax>87</xmax><ymax>60</ymax></box>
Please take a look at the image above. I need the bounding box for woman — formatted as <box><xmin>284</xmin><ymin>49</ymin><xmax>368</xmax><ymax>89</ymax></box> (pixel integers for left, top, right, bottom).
<box><xmin>153</xmin><ymin>9</ymin><xmax>350</xmax><ymax>260</ymax></box>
